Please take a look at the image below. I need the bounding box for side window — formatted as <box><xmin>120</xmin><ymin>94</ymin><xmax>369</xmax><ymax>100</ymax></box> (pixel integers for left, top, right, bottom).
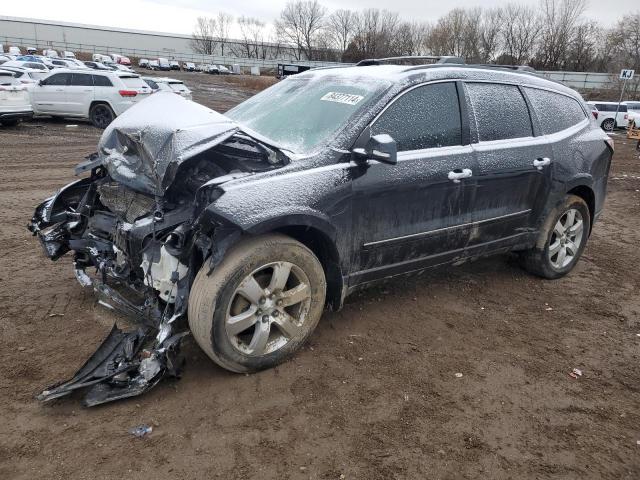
<box><xmin>70</xmin><ymin>73</ymin><xmax>93</xmax><ymax>86</ymax></box>
<box><xmin>371</xmin><ymin>82</ymin><xmax>462</xmax><ymax>151</ymax></box>
<box><xmin>92</xmin><ymin>75</ymin><xmax>113</xmax><ymax>87</ymax></box>
<box><xmin>466</xmin><ymin>82</ymin><xmax>533</xmax><ymax>141</ymax></box>
<box><xmin>524</xmin><ymin>88</ymin><xmax>586</xmax><ymax>134</ymax></box>
<box><xmin>43</xmin><ymin>73</ymin><xmax>70</xmax><ymax>86</ymax></box>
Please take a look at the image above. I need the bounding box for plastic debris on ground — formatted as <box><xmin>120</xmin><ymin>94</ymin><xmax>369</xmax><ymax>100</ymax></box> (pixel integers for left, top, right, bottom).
<box><xmin>129</xmin><ymin>425</ymin><xmax>153</xmax><ymax>437</ymax></box>
<box><xmin>569</xmin><ymin>368</ymin><xmax>583</xmax><ymax>379</ymax></box>
<box><xmin>455</xmin><ymin>373</ymin><xmax>463</xmax><ymax>378</ymax></box>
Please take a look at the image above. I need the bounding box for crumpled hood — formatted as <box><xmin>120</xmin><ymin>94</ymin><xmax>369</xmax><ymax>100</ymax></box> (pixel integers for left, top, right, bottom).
<box><xmin>98</xmin><ymin>92</ymin><xmax>239</xmax><ymax>196</ymax></box>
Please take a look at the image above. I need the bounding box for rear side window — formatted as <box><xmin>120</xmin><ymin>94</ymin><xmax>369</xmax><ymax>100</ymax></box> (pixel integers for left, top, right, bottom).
<box><xmin>44</xmin><ymin>73</ymin><xmax>70</xmax><ymax>86</ymax></box>
<box><xmin>596</xmin><ymin>103</ymin><xmax>627</xmax><ymax>112</ymax></box>
<box><xmin>372</xmin><ymin>82</ymin><xmax>462</xmax><ymax>151</ymax></box>
<box><xmin>92</xmin><ymin>75</ymin><xmax>113</xmax><ymax>87</ymax></box>
<box><xmin>525</xmin><ymin>88</ymin><xmax>586</xmax><ymax>134</ymax></box>
<box><xmin>70</xmin><ymin>73</ymin><xmax>93</xmax><ymax>86</ymax></box>
<box><xmin>120</xmin><ymin>76</ymin><xmax>146</xmax><ymax>89</ymax></box>
<box><xmin>466</xmin><ymin>83</ymin><xmax>533</xmax><ymax>141</ymax></box>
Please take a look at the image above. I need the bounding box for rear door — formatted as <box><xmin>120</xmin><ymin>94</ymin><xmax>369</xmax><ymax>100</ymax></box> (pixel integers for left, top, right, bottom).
<box><xmin>464</xmin><ymin>81</ymin><xmax>553</xmax><ymax>251</ymax></box>
<box><xmin>67</xmin><ymin>73</ymin><xmax>94</xmax><ymax>116</ymax></box>
<box><xmin>350</xmin><ymin>81</ymin><xmax>477</xmax><ymax>284</ymax></box>
<box><xmin>29</xmin><ymin>72</ymin><xmax>71</xmax><ymax>114</ymax></box>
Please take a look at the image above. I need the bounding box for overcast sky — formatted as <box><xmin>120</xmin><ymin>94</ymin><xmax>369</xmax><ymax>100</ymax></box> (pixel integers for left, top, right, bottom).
<box><xmin>1</xmin><ymin>0</ymin><xmax>638</xmax><ymax>36</ymax></box>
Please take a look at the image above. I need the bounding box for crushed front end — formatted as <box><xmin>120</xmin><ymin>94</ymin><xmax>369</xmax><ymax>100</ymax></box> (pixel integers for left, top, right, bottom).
<box><xmin>27</xmin><ymin>92</ymin><xmax>288</xmax><ymax>406</ymax></box>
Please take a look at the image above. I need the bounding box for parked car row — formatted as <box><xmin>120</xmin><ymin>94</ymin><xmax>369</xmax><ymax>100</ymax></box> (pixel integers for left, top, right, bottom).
<box><xmin>0</xmin><ymin>63</ymin><xmax>195</xmax><ymax>128</ymax></box>
<box><xmin>137</xmin><ymin>57</ymin><xmax>233</xmax><ymax>74</ymax></box>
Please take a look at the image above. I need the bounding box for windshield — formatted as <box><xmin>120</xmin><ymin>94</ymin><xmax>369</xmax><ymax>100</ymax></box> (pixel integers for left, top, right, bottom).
<box><xmin>226</xmin><ymin>74</ymin><xmax>392</xmax><ymax>154</ymax></box>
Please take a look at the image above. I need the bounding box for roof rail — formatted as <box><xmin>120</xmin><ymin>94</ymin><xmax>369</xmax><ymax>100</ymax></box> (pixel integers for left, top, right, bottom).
<box><xmin>356</xmin><ymin>55</ymin><xmax>464</xmax><ymax>67</ymax></box>
<box><xmin>475</xmin><ymin>64</ymin><xmax>535</xmax><ymax>72</ymax></box>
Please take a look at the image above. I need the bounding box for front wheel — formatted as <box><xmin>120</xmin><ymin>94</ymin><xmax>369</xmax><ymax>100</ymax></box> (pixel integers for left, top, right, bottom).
<box><xmin>188</xmin><ymin>234</ymin><xmax>326</xmax><ymax>373</ymax></box>
<box><xmin>520</xmin><ymin>195</ymin><xmax>591</xmax><ymax>279</ymax></box>
<box><xmin>89</xmin><ymin>103</ymin><xmax>115</xmax><ymax>129</ymax></box>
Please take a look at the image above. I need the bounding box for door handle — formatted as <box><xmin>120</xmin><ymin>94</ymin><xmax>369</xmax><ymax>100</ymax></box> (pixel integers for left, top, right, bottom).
<box><xmin>448</xmin><ymin>168</ymin><xmax>473</xmax><ymax>183</ymax></box>
<box><xmin>533</xmin><ymin>157</ymin><xmax>551</xmax><ymax>170</ymax></box>
<box><xmin>55</xmin><ymin>88</ymin><xmax>63</xmax><ymax>92</ymax></box>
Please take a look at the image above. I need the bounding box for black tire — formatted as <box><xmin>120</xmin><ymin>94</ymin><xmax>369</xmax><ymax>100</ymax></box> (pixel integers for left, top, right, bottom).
<box><xmin>188</xmin><ymin>234</ymin><xmax>326</xmax><ymax>373</ymax></box>
<box><xmin>601</xmin><ymin>118</ymin><xmax>615</xmax><ymax>132</ymax></box>
<box><xmin>89</xmin><ymin>103</ymin><xmax>115</xmax><ymax>129</ymax></box>
<box><xmin>0</xmin><ymin>118</ymin><xmax>20</xmax><ymax>127</ymax></box>
<box><xmin>520</xmin><ymin>194</ymin><xmax>591</xmax><ymax>279</ymax></box>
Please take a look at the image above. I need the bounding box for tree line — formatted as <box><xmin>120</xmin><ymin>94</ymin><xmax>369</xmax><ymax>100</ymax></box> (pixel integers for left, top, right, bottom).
<box><xmin>191</xmin><ymin>0</ymin><xmax>640</xmax><ymax>73</ymax></box>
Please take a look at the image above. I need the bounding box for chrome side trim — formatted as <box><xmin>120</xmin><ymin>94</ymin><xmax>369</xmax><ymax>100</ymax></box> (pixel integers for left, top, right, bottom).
<box><xmin>363</xmin><ymin>209</ymin><xmax>532</xmax><ymax>248</ymax></box>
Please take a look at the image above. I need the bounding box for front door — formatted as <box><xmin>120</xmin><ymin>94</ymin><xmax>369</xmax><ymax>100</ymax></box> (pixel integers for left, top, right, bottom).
<box><xmin>30</xmin><ymin>72</ymin><xmax>71</xmax><ymax>114</ymax></box>
<box><xmin>349</xmin><ymin>81</ymin><xmax>477</xmax><ymax>286</ymax></box>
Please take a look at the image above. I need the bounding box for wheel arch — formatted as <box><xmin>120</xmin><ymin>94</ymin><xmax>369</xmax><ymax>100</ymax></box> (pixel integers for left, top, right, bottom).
<box><xmin>567</xmin><ymin>184</ymin><xmax>595</xmax><ymax>234</ymax></box>
<box><xmin>88</xmin><ymin>100</ymin><xmax>115</xmax><ymax>118</ymax></box>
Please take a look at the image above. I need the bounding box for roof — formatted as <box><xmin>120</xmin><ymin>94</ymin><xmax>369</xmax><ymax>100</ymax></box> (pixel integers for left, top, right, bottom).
<box><xmin>299</xmin><ymin>64</ymin><xmax>579</xmax><ymax>97</ymax></box>
<box><xmin>48</xmin><ymin>68</ymin><xmax>139</xmax><ymax>77</ymax></box>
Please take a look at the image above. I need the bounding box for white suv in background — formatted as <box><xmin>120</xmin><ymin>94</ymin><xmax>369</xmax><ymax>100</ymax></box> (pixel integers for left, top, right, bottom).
<box><xmin>30</xmin><ymin>69</ymin><xmax>152</xmax><ymax>128</ymax></box>
<box><xmin>623</xmin><ymin>101</ymin><xmax>640</xmax><ymax>124</ymax></box>
<box><xmin>586</xmin><ymin>101</ymin><xmax>629</xmax><ymax>131</ymax></box>
<box><xmin>142</xmin><ymin>76</ymin><xmax>193</xmax><ymax>101</ymax></box>
<box><xmin>0</xmin><ymin>69</ymin><xmax>33</xmax><ymax>126</ymax></box>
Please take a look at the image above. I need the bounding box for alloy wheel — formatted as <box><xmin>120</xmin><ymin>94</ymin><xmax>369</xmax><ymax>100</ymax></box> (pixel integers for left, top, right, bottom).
<box><xmin>548</xmin><ymin>208</ymin><xmax>584</xmax><ymax>269</ymax></box>
<box><xmin>225</xmin><ymin>261</ymin><xmax>312</xmax><ymax>356</ymax></box>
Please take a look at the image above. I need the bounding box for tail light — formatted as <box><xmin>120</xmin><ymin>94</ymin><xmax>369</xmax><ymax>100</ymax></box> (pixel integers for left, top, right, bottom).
<box><xmin>118</xmin><ymin>90</ymin><xmax>137</xmax><ymax>97</ymax></box>
<box><xmin>592</xmin><ymin>111</ymin><xmax>598</xmax><ymax>120</ymax></box>
<box><xmin>605</xmin><ymin>137</ymin><xmax>615</xmax><ymax>153</ymax></box>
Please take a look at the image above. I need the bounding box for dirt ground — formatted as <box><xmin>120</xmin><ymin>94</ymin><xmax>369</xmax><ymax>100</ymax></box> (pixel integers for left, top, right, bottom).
<box><xmin>1</xmin><ymin>73</ymin><xmax>639</xmax><ymax>480</ymax></box>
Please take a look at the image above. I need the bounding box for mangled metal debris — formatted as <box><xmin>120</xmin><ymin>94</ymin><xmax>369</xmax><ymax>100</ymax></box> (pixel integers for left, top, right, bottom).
<box><xmin>37</xmin><ymin>323</ymin><xmax>187</xmax><ymax>407</ymax></box>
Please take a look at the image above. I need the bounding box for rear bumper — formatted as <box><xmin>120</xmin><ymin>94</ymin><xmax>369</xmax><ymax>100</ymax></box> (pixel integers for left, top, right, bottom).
<box><xmin>0</xmin><ymin>110</ymin><xmax>33</xmax><ymax>121</ymax></box>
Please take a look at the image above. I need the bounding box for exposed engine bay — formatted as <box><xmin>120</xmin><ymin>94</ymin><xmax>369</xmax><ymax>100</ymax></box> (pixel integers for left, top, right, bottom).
<box><xmin>28</xmin><ymin>95</ymin><xmax>288</xmax><ymax>406</ymax></box>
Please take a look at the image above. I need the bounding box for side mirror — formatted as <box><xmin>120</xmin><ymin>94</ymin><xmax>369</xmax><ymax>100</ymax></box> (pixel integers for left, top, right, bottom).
<box><xmin>352</xmin><ymin>133</ymin><xmax>398</xmax><ymax>165</ymax></box>
<box><xmin>38</xmin><ymin>79</ymin><xmax>44</xmax><ymax>86</ymax></box>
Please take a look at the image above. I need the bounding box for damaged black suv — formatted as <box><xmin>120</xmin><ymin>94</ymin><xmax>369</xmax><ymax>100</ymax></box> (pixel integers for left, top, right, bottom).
<box><xmin>29</xmin><ymin>63</ymin><xmax>612</xmax><ymax>399</ymax></box>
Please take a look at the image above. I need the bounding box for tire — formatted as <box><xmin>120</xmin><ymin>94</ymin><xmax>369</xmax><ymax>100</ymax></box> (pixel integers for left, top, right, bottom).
<box><xmin>601</xmin><ymin>118</ymin><xmax>615</xmax><ymax>132</ymax></box>
<box><xmin>520</xmin><ymin>194</ymin><xmax>591</xmax><ymax>279</ymax></box>
<box><xmin>89</xmin><ymin>103</ymin><xmax>115</xmax><ymax>129</ymax></box>
<box><xmin>188</xmin><ymin>234</ymin><xmax>327</xmax><ymax>373</ymax></box>
<box><xmin>0</xmin><ymin>118</ymin><xmax>19</xmax><ymax>127</ymax></box>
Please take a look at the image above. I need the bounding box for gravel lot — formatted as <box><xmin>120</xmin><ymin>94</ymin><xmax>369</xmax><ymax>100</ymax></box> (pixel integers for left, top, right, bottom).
<box><xmin>1</xmin><ymin>72</ymin><xmax>639</xmax><ymax>479</ymax></box>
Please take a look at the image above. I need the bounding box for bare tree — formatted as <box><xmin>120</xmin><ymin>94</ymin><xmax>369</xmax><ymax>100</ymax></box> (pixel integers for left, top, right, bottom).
<box><xmin>277</xmin><ymin>0</ymin><xmax>328</xmax><ymax>60</ymax></box>
<box><xmin>566</xmin><ymin>20</ymin><xmax>604</xmax><ymax>71</ymax></box>
<box><xmin>480</xmin><ymin>8</ymin><xmax>503</xmax><ymax>63</ymax></box>
<box><xmin>327</xmin><ymin>9</ymin><xmax>357</xmax><ymax>57</ymax></box>
<box><xmin>501</xmin><ymin>3</ymin><xmax>542</xmax><ymax>65</ymax></box>
<box><xmin>237</xmin><ymin>16</ymin><xmax>266</xmax><ymax>59</ymax></box>
<box><xmin>191</xmin><ymin>16</ymin><xmax>217</xmax><ymax>55</ymax></box>
<box><xmin>534</xmin><ymin>0</ymin><xmax>588</xmax><ymax>69</ymax></box>
<box><xmin>215</xmin><ymin>12</ymin><xmax>234</xmax><ymax>57</ymax></box>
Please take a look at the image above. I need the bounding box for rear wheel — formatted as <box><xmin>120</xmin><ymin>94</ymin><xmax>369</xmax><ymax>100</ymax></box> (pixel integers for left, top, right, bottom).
<box><xmin>89</xmin><ymin>103</ymin><xmax>115</xmax><ymax>129</ymax></box>
<box><xmin>520</xmin><ymin>195</ymin><xmax>590</xmax><ymax>279</ymax></box>
<box><xmin>601</xmin><ymin>118</ymin><xmax>615</xmax><ymax>132</ymax></box>
<box><xmin>188</xmin><ymin>234</ymin><xmax>326</xmax><ymax>373</ymax></box>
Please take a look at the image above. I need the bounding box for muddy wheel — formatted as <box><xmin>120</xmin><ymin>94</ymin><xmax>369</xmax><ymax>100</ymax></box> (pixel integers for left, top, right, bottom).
<box><xmin>520</xmin><ymin>195</ymin><xmax>590</xmax><ymax>279</ymax></box>
<box><xmin>188</xmin><ymin>234</ymin><xmax>326</xmax><ymax>373</ymax></box>
<box><xmin>89</xmin><ymin>103</ymin><xmax>115</xmax><ymax>129</ymax></box>
<box><xmin>601</xmin><ymin>118</ymin><xmax>615</xmax><ymax>132</ymax></box>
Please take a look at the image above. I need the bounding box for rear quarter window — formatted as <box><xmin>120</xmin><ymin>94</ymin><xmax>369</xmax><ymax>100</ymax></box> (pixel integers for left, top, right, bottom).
<box><xmin>466</xmin><ymin>83</ymin><xmax>533</xmax><ymax>142</ymax></box>
<box><xmin>92</xmin><ymin>75</ymin><xmax>113</xmax><ymax>87</ymax></box>
<box><xmin>525</xmin><ymin>88</ymin><xmax>586</xmax><ymax>134</ymax></box>
<box><xmin>120</xmin><ymin>76</ymin><xmax>146</xmax><ymax>89</ymax></box>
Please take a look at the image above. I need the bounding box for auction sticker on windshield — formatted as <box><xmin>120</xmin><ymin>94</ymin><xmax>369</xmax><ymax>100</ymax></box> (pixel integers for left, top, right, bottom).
<box><xmin>321</xmin><ymin>92</ymin><xmax>364</xmax><ymax>105</ymax></box>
